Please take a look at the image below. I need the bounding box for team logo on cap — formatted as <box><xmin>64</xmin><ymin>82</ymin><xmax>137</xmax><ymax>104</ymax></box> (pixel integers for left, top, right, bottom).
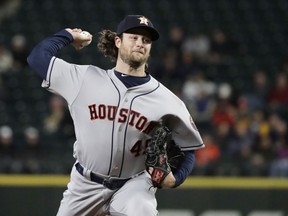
<box><xmin>138</xmin><ymin>16</ymin><xmax>149</xmax><ymax>25</ymax></box>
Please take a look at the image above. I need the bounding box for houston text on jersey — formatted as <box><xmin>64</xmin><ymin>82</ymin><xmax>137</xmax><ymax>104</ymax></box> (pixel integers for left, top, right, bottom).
<box><xmin>88</xmin><ymin>103</ymin><xmax>149</xmax><ymax>132</ymax></box>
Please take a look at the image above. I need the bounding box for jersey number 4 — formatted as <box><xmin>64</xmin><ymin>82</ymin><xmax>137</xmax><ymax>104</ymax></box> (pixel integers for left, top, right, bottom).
<box><xmin>130</xmin><ymin>140</ymin><xmax>149</xmax><ymax>157</ymax></box>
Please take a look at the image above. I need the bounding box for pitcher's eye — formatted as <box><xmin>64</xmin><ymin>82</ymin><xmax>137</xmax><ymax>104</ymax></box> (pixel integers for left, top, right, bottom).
<box><xmin>143</xmin><ymin>38</ymin><xmax>152</xmax><ymax>44</ymax></box>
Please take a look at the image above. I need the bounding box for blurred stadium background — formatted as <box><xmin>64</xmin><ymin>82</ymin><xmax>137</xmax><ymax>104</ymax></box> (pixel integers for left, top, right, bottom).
<box><xmin>0</xmin><ymin>0</ymin><xmax>288</xmax><ymax>215</ymax></box>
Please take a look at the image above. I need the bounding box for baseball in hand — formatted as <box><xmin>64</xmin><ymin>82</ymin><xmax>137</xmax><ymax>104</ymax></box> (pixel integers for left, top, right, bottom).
<box><xmin>80</xmin><ymin>31</ymin><xmax>92</xmax><ymax>47</ymax></box>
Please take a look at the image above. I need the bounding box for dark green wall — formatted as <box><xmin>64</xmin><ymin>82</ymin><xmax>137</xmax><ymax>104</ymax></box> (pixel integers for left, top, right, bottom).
<box><xmin>0</xmin><ymin>187</ymin><xmax>63</xmax><ymax>216</ymax></box>
<box><xmin>157</xmin><ymin>188</ymin><xmax>288</xmax><ymax>215</ymax></box>
<box><xmin>1</xmin><ymin>187</ymin><xmax>287</xmax><ymax>216</ymax></box>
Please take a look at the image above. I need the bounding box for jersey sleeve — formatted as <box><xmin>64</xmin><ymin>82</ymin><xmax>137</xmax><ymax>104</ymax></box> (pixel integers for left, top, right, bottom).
<box><xmin>173</xmin><ymin>150</ymin><xmax>195</xmax><ymax>187</ymax></box>
<box><xmin>172</xmin><ymin>107</ymin><xmax>204</xmax><ymax>150</ymax></box>
<box><xmin>160</xmin><ymin>100</ymin><xmax>204</xmax><ymax>150</ymax></box>
<box><xmin>41</xmin><ymin>57</ymin><xmax>89</xmax><ymax>105</ymax></box>
<box><xmin>27</xmin><ymin>29</ymin><xmax>74</xmax><ymax>80</ymax></box>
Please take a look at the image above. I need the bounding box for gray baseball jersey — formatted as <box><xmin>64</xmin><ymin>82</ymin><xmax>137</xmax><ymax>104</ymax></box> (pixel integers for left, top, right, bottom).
<box><xmin>42</xmin><ymin>57</ymin><xmax>204</xmax><ymax>179</ymax></box>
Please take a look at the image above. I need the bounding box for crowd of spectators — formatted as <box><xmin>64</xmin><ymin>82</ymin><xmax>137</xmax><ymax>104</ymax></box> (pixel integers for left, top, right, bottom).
<box><xmin>0</xmin><ymin>10</ymin><xmax>288</xmax><ymax>177</ymax></box>
<box><xmin>151</xmin><ymin>25</ymin><xmax>288</xmax><ymax>177</ymax></box>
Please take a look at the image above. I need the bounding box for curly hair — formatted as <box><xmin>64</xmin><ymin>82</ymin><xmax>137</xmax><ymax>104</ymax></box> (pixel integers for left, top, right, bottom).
<box><xmin>97</xmin><ymin>29</ymin><xmax>149</xmax><ymax>70</ymax></box>
<box><xmin>97</xmin><ymin>29</ymin><xmax>119</xmax><ymax>62</ymax></box>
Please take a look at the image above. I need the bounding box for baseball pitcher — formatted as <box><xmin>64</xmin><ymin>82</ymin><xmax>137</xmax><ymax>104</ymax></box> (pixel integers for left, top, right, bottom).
<box><xmin>27</xmin><ymin>15</ymin><xmax>204</xmax><ymax>216</ymax></box>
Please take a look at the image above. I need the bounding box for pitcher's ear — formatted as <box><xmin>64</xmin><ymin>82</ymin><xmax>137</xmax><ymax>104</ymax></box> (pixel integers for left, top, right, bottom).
<box><xmin>115</xmin><ymin>35</ymin><xmax>122</xmax><ymax>48</ymax></box>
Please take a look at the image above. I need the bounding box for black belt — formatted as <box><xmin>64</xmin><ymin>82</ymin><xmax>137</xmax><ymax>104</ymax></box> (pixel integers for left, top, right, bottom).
<box><xmin>75</xmin><ymin>163</ymin><xmax>131</xmax><ymax>190</ymax></box>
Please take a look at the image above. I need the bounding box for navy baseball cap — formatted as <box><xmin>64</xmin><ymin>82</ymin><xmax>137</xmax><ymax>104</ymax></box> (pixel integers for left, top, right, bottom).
<box><xmin>117</xmin><ymin>15</ymin><xmax>159</xmax><ymax>41</ymax></box>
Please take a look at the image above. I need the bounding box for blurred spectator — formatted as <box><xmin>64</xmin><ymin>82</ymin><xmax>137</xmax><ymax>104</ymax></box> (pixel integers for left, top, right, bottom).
<box><xmin>181</xmin><ymin>32</ymin><xmax>210</xmax><ymax>62</ymax></box>
<box><xmin>0</xmin><ymin>0</ymin><xmax>21</xmax><ymax>24</ymax></box>
<box><xmin>226</xmin><ymin>120</ymin><xmax>255</xmax><ymax>175</ymax></box>
<box><xmin>21</xmin><ymin>126</ymin><xmax>42</xmax><ymax>173</ymax></box>
<box><xmin>245</xmin><ymin>70</ymin><xmax>271</xmax><ymax>110</ymax></box>
<box><xmin>175</xmin><ymin>49</ymin><xmax>200</xmax><ymax>84</ymax></box>
<box><xmin>10</xmin><ymin>34</ymin><xmax>29</xmax><ymax>69</ymax></box>
<box><xmin>267</xmin><ymin>72</ymin><xmax>288</xmax><ymax>116</ymax></box>
<box><xmin>268</xmin><ymin>113</ymin><xmax>288</xmax><ymax>176</ymax></box>
<box><xmin>0</xmin><ymin>125</ymin><xmax>22</xmax><ymax>173</ymax></box>
<box><xmin>42</xmin><ymin>95</ymin><xmax>74</xmax><ymax>149</ymax></box>
<box><xmin>235</xmin><ymin>95</ymin><xmax>252</xmax><ymax>125</ymax></box>
<box><xmin>0</xmin><ymin>125</ymin><xmax>14</xmax><ymax>153</ymax></box>
<box><xmin>248</xmin><ymin>110</ymin><xmax>275</xmax><ymax>176</ymax></box>
<box><xmin>23</xmin><ymin>126</ymin><xmax>40</xmax><ymax>148</ymax></box>
<box><xmin>182</xmin><ymin>71</ymin><xmax>216</xmax><ymax>100</ymax></box>
<box><xmin>194</xmin><ymin>133</ymin><xmax>220</xmax><ymax>175</ymax></box>
<box><xmin>249</xmin><ymin>109</ymin><xmax>270</xmax><ymax>138</ymax></box>
<box><xmin>228</xmin><ymin>121</ymin><xmax>254</xmax><ymax>158</ymax></box>
<box><xmin>211</xmin><ymin>99</ymin><xmax>236</xmax><ymax>128</ymax></box>
<box><xmin>0</xmin><ymin>41</ymin><xmax>13</xmax><ymax>74</ymax></box>
<box><xmin>182</xmin><ymin>71</ymin><xmax>216</xmax><ymax>130</ymax></box>
<box><xmin>43</xmin><ymin>95</ymin><xmax>67</xmax><ymax>135</ymax></box>
<box><xmin>250</xmin><ymin>135</ymin><xmax>276</xmax><ymax>176</ymax></box>
<box><xmin>213</xmin><ymin>122</ymin><xmax>232</xmax><ymax>159</ymax></box>
<box><xmin>267</xmin><ymin>113</ymin><xmax>286</xmax><ymax>148</ymax></box>
<box><xmin>166</xmin><ymin>24</ymin><xmax>185</xmax><ymax>60</ymax></box>
<box><xmin>152</xmin><ymin>49</ymin><xmax>179</xmax><ymax>90</ymax></box>
<box><xmin>154</xmin><ymin>47</ymin><xmax>200</xmax><ymax>93</ymax></box>
<box><xmin>208</xmin><ymin>29</ymin><xmax>240</xmax><ymax>64</ymax></box>
<box><xmin>154</xmin><ymin>24</ymin><xmax>186</xmax><ymax>90</ymax></box>
<box><xmin>217</xmin><ymin>82</ymin><xmax>233</xmax><ymax>100</ymax></box>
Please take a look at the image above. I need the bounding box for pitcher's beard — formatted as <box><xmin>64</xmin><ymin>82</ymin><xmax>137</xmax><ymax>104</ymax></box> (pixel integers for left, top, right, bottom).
<box><xmin>128</xmin><ymin>59</ymin><xmax>142</xmax><ymax>69</ymax></box>
<box><xmin>120</xmin><ymin>51</ymin><xmax>149</xmax><ymax>69</ymax></box>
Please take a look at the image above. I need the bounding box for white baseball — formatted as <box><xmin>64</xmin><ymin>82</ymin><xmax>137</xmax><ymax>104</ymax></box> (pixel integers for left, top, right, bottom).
<box><xmin>80</xmin><ymin>31</ymin><xmax>92</xmax><ymax>47</ymax></box>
